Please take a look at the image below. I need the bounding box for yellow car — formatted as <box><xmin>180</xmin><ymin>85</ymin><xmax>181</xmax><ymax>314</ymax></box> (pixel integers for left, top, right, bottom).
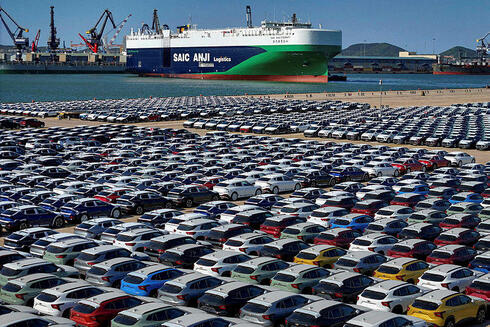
<box><xmin>374</xmin><ymin>257</ymin><xmax>429</xmax><ymax>283</ymax></box>
<box><xmin>408</xmin><ymin>289</ymin><xmax>486</xmax><ymax>327</ymax></box>
<box><xmin>293</xmin><ymin>244</ymin><xmax>346</xmax><ymax>267</ymax></box>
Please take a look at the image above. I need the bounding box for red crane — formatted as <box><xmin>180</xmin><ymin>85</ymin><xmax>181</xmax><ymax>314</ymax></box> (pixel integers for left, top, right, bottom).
<box><xmin>79</xmin><ymin>9</ymin><xmax>116</xmax><ymax>53</ymax></box>
<box><xmin>31</xmin><ymin>29</ymin><xmax>40</xmax><ymax>52</ymax></box>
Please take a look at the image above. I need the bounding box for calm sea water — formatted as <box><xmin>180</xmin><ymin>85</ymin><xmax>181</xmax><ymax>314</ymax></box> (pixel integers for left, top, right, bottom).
<box><xmin>0</xmin><ymin>73</ymin><xmax>488</xmax><ymax>103</ymax></box>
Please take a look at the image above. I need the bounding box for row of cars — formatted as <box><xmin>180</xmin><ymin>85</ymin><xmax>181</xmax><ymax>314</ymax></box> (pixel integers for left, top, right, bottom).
<box><xmin>0</xmin><ymin>124</ymin><xmax>487</xmax><ymax>326</ymax></box>
<box><xmin>0</xmin><ymin>116</ymin><xmax>45</xmax><ymax>130</ymax></box>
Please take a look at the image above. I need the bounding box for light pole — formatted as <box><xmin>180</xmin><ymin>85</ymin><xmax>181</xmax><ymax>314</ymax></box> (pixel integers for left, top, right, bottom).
<box><xmin>379</xmin><ymin>79</ymin><xmax>383</xmax><ymax>108</ymax></box>
<box><xmin>432</xmin><ymin>38</ymin><xmax>436</xmax><ymax>54</ymax></box>
<box><xmin>363</xmin><ymin>39</ymin><xmax>366</xmax><ymax>56</ymax></box>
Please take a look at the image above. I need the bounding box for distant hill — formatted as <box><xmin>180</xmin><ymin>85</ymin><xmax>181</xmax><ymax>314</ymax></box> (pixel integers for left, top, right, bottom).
<box><xmin>341</xmin><ymin>43</ymin><xmax>406</xmax><ymax>57</ymax></box>
<box><xmin>440</xmin><ymin>46</ymin><xmax>477</xmax><ymax>58</ymax></box>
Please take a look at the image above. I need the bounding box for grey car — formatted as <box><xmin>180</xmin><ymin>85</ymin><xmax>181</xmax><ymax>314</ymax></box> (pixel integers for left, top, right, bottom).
<box><xmin>161</xmin><ymin>313</ymin><xmax>243</xmax><ymax>327</ymax></box>
<box><xmin>29</xmin><ymin>233</ymin><xmax>85</xmax><ymax>258</ymax></box>
<box><xmin>239</xmin><ymin>291</ymin><xmax>322</xmax><ymax>326</ymax></box>
<box><xmin>364</xmin><ymin>218</ymin><xmax>408</xmax><ymax>236</ymax></box>
<box><xmin>111</xmin><ymin>303</ymin><xmax>202</xmax><ymax>327</ymax></box>
<box><xmin>73</xmin><ymin>218</ymin><xmax>123</xmax><ymax>239</ymax></box>
<box><xmin>99</xmin><ymin>222</ymin><xmax>150</xmax><ymax>244</ymax></box>
<box><xmin>0</xmin><ymin>312</ymin><xmax>75</xmax><ymax>327</ymax></box>
<box><xmin>333</xmin><ymin>251</ymin><xmax>387</xmax><ymax>275</ymax></box>
<box><xmin>414</xmin><ymin>198</ymin><xmax>451</xmax><ymax>212</ymax></box>
<box><xmin>85</xmin><ymin>258</ymin><xmax>151</xmax><ymax>287</ymax></box>
<box><xmin>74</xmin><ymin>245</ymin><xmax>148</xmax><ymax>277</ymax></box>
<box><xmin>157</xmin><ymin>272</ymin><xmax>225</xmax><ymax>306</ymax></box>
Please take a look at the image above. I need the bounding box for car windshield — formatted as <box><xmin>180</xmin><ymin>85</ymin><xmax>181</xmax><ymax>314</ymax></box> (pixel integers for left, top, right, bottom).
<box><xmin>224</xmin><ymin>239</ymin><xmax>243</xmax><ymax>247</ymax></box>
<box><xmin>282</xmin><ymin>227</ymin><xmax>300</xmax><ymax>235</ymax></box>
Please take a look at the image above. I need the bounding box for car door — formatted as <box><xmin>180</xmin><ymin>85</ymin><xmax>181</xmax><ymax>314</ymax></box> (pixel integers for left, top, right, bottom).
<box><xmin>23</xmin><ymin>208</ymin><xmax>39</xmax><ymax>226</ymax></box>
<box><xmin>35</xmin><ymin>207</ymin><xmax>52</xmax><ymax>226</ymax></box>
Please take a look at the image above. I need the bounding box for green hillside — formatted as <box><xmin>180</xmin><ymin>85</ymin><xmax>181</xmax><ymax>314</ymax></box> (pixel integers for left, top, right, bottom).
<box><xmin>341</xmin><ymin>43</ymin><xmax>406</xmax><ymax>57</ymax></box>
<box><xmin>440</xmin><ymin>46</ymin><xmax>477</xmax><ymax>58</ymax></box>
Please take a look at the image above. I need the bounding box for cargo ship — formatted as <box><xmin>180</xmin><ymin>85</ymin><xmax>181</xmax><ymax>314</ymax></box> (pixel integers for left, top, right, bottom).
<box><xmin>126</xmin><ymin>8</ymin><xmax>342</xmax><ymax>83</ymax></box>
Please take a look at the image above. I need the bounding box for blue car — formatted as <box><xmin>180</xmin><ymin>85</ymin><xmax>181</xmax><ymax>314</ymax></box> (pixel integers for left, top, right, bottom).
<box><xmin>245</xmin><ymin>194</ymin><xmax>285</xmax><ymax>209</ymax></box>
<box><xmin>120</xmin><ymin>265</ymin><xmax>185</xmax><ymax>296</ymax></box>
<box><xmin>397</xmin><ymin>184</ymin><xmax>430</xmax><ymax>196</ymax></box>
<box><xmin>0</xmin><ymin>187</ymin><xmax>37</xmax><ymax>201</ymax></box>
<box><xmin>0</xmin><ymin>205</ymin><xmax>64</xmax><ymax>231</ymax></box>
<box><xmin>0</xmin><ymin>201</ymin><xmax>17</xmax><ymax>214</ymax></box>
<box><xmin>59</xmin><ymin>198</ymin><xmax>122</xmax><ymax>223</ymax></box>
<box><xmin>329</xmin><ymin>166</ymin><xmax>369</xmax><ymax>182</ymax></box>
<box><xmin>194</xmin><ymin>201</ymin><xmax>236</xmax><ymax>218</ymax></box>
<box><xmin>468</xmin><ymin>254</ymin><xmax>490</xmax><ymax>273</ymax></box>
<box><xmin>39</xmin><ymin>194</ymin><xmax>79</xmax><ymax>212</ymax></box>
<box><xmin>448</xmin><ymin>192</ymin><xmax>484</xmax><ymax>204</ymax></box>
<box><xmin>330</xmin><ymin>213</ymin><xmax>374</xmax><ymax>232</ymax></box>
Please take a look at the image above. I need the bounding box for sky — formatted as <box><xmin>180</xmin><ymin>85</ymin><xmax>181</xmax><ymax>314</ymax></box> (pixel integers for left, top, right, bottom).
<box><xmin>0</xmin><ymin>0</ymin><xmax>488</xmax><ymax>53</ymax></box>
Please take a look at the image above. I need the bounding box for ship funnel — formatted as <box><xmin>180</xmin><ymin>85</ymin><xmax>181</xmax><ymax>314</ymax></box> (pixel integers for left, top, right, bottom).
<box><xmin>246</xmin><ymin>6</ymin><xmax>252</xmax><ymax>28</ymax></box>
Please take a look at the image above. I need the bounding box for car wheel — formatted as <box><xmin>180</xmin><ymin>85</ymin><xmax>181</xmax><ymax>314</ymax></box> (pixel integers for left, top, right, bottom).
<box><xmin>165</xmin><ymin>202</ymin><xmax>173</xmax><ymax>209</ymax></box>
<box><xmin>260</xmin><ymin>279</ymin><xmax>271</xmax><ymax>285</ymax></box>
<box><xmin>52</xmin><ymin>217</ymin><xmax>65</xmax><ymax>228</ymax></box>
<box><xmin>272</xmin><ymin>186</ymin><xmax>279</xmax><ymax>194</ymax></box>
<box><xmin>471</xmin><ymin>158</ymin><xmax>476</xmax><ymax>163</ymax></box>
<box><xmin>80</xmin><ymin>214</ymin><xmax>89</xmax><ymax>222</ymax></box>
<box><xmin>451</xmin><ymin>286</ymin><xmax>459</xmax><ymax>292</ymax></box>
<box><xmin>311</xmin><ymin>181</ymin><xmax>317</xmax><ymax>187</ymax></box>
<box><xmin>394</xmin><ymin>170</ymin><xmax>400</xmax><ymax>177</ymax></box>
<box><xmin>211</xmin><ymin>195</ymin><xmax>220</xmax><ymax>201</ymax></box>
<box><xmin>432</xmin><ymin>163</ymin><xmax>438</xmax><ymax>170</ymax></box>
<box><xmin>294</xmin><ymin>184</ymin><xmax>301</xmax><ymax>190</ymax></box>
<box><xmin>62</xmin><ymin>309</ymin><xmax>71</xmax><ymax>318</ymax></box>
<box><xmin>477</xmin><ymin>308</ymin><xmax>486</xmax><ymax>324</ymax></box>
<box><xmin>444</xmin><ymin>318</ymin><xmax>455</xmax><ymax>327</ymax></box>
<box><xmin>377</xmin><ymin>172</ymin><xmax>382</xmax><ymax>177</ymax></box>
<box><xmin>135</xmin><ymin>206</ymin><xmax>144</xmax><ymax>215</ymax></box>
<box><xmin>112</xmin><ymin>209</ymin><xmax>121</xmax><ymax>218</ymax></box>
<box><xmin>185</xmin><ymin>199</ymin><xmax>194</xmax><ymax>208</ymax></box>
<box><xmin>392</xmin><ymin>305</ymin><xmax>403</xmax><ymax>314</ymax></box>
<box><xmin>255</xmin><ymin>189</ymin><xmax>262</xmax><ymax>195</ymax></box>
<box><xmin>345</xmin><ymin>176</ymin><xmax>352</xmax><ymax>182</ymax></box>
<box><xmin>231</xmin><ymin>192</ymin><xmax>238</xmax><ymax>201</ymax></box>
<box><xmin>458</xmin><ymin>160</ymin><xmax>462</xmax><ymax>167</ymax></box>
<box><xmin>363</xmin><ymin>174</ymin><xmax>369</xmax><ymax>182</ymax></box>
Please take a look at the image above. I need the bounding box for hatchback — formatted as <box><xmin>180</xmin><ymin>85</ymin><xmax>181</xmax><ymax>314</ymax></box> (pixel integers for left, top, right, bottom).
<box><xmin>111</xmin><ymin>303</ymin><xmax>201</xmax><ymax>327</ymax></box>
<box><xmin>312</xmin><ymin>271</ymin><xmax>377</xmax><ymax>303</ymax></box>
<box><xmin>85</xmin><ymin>258</ymin><xmax>149</xmax><ymax>288</ymax></box>
<box><xmin>120</xmin><ymin>265</ymin><xmax>185</xmax><ymax>297</ymax></box>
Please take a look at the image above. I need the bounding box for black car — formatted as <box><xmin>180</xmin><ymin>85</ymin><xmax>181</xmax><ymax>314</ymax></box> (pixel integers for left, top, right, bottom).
<box><xmin>197</xmin><ymin>282</ymin><xmax>267</xmax><ymax>316</ymax></box>
<box><xmin>398</xmin><ymin>223</ymin><xmax>442</xmax><ymax>241</ymax></box>
<box><xmin>312</xmin><ymin>271</ymin><xmax>377</xmax><ymax>303</ymax></box>
<box><xmin>231</xmin><ymin>210</ymin><xmax>274</xmax><ymax>230</ymax></box>
<box><xmin>295</xmin><ymin>170</ymin><xmax>336</xmax><ymax>187</ymax></box>
<box><xmin>158</xmin><ymin>244</ymin><xmax>215</xmax><ymax>268</ymax></box>
<box><xmin>116</xmin><ymin>191</ymin><xmax>173</xmax><ymax>214</ymax></box>
<box><xmin>166</xmin><ymin>185</ymin><xmax>219</xmax><ymax>208</ymax></box>
<box><xmin>285</xmin><ymin>301</ymin><xmax>364</xmax><ymax>327</ymax></box>
<box><xmin>204</xmin><ymin>224</ymin><xmax>255</xmax><ymax>247</ymax></box>
<box><xmin>3</xmin><ymin>227</ymin><xmax>57</xmax><ymax>252</ymax></box>
<box><xmin>260</xmin><ymin>239</ymin><xmax>310</xmax><ymax>262</ymax></box>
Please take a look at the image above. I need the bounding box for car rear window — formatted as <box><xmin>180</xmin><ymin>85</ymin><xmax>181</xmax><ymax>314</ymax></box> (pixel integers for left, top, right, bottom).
<box><xmin>116</xmin><ymin>234</ymin><xmax>136</xmax><ymax>242</ymax></box>
<box><xmin>280</xmin><ymin>207</ymin><xmax>299</xmax><ymax>213</ymax></box>
<box><xmin>196</xmin><ymin>258</ymin><xmax>217</xmax><ymax>267</ymax></box>
<box><xmin>361</xmin><ymin>290</ymin><xmax>386</xmax><ymax>300</ymax></box>
<box><xmin>336</xmin><ymin>258</ymin><xmax>357</xmax><ymax>267</ymax></box>
<box><xmin>242</xmin><ymin>302</ymin><xmax>268</xmax><ymax>313</ymax></box>
<box><xmin>333</xmin><ymin>219</ymin><xmax>349</xmax><ymax>226</ymax></box>
<box><xmin>77</xmin><ymin>253</ymin><xmax>99</xmax><ymax>261</ymax></box>
<box><xmin>73</xmin><ymin>303</ymin><xmax>97</xmax><ymax>314</ymax></box>
<box><xmin>282</xmin><ymin>228</ymin><xmax>300</xmax><ymax>235</ymax></box>
<box><xmin>366</xmin><ymin>224</ymin><xmax>383</xmax><ymax>231</ymax></box>
<box><xmin>430</xmin><ymin>251</ymin><xmax>451</xmax><ymax>259</ymax></box>
<box><xmin>36</xmin><ymin>292</ymin><xmax>58</xmax><ymax>303</ymax></box>
<box><xmin>46</xmin><ymin>246</ymin><xmax>66</xmax><ymax>254</ymax></box>
<box><xmin>295</xmin><ymin>252</ymin><xmax>317</xmax><ymax>260</ymax></box>
<box><xmin>437</xmin><ymin>234</ymin><xmax>457</xmax><ymax>242</ymax></box>
<box><xmin>233</xmin><ymin>265</ymin><xmax>255</xmax><ymax>275</ymax></box>
<box><xmin>123</xmin><ymin>275</ymin><xmax>145</xmax><ymax>284</ymax></box>
<box><xmin>421</xmin><ymin>273</ymin><xmax>444</xmax><ymax>282</ymax></box>
<box><xmin>88</xmin><ymin>267</ymin><xmax>108</xmax><ymax>276</ymax></box>
<box><xmin>376</xmin><ymin>265</ymin><xmax>400</xmax><ymax>274</ymax></box>
<box><xmin>352</xmin><ymin>239</ymin><xmax>371</xmax><ymax>246</ymax></box>
<box><xmin>390</xmin><ymin>245</ymin><xmax>411</xmax><ymax>253</ymax></box>
<box><xmin>159</xmin><ymin>283</ymin><xmax>183</xmax><ymax>294</ymax></box>
<box><xmin>471</xmin><ymin>281</ymin><xmax>490</xmax><ymax>291</ymax></box>
<box><xmin>273</xmin><ymin>273</ymin><xmax>296</xmax><ymax>282</ymax></box>
<box><xmin>411</xmin><ymin>300</ymin><xmax>439</xmax><ymax>310</ymax></box>
<box><xmin>2</xmin><ymin>282</ymin><xmax>21</xmax><ymax>292</ymax></box>
<box><xmin>113</xmin><ymin>314</ymin><xmax>138</xmax><ymax>326</ymax></box>
<box><xmin>1</xmin><ymin>267</ymin><xmax>20</xmax><ymax>277</ymax></box>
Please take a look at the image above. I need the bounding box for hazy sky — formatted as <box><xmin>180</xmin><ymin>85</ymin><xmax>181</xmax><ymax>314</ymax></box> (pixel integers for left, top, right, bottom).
<box><xmin>1</xmin><ymin>0</ymin><xmax>488</xmax><ymax>52</ymax></box>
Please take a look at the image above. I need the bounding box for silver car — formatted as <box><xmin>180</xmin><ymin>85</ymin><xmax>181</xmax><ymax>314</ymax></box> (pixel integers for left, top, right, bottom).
<box><xmin>333</xmin><ymin>251</ymin><xmax>387</xmax><ymax>275</ymax></box>
<box><xmin>85</xmin><ymin>258</ymin><xmax>151</xmax><ymax>287</ymax></box>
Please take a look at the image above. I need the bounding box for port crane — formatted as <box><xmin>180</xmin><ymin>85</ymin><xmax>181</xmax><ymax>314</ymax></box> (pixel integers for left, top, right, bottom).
<box><xmin>31</xmin><ymin>29</ymin><xmax>40</xmax><ymax>52</ymax></box>
<box><xmin>0</xmin><ymin>6</ymin><xmax>29</xmax><ymax>60</ymax></box>
<box><xmin>47</xmin><ymin>6</ymin><xmax>60</xmax><ymax>52</ymax></box>
<box><xmin>79</xmin><ymin>9</ymin><xmax>116</xmax><ymax>53</ymax></box>
<box><xmin>102</xmin><ymin>13</ymin><xmax>132</xmax><ymax>52</ymax></box>
<box><xmin>476</xmin><ymin>32</ymin><xmax>489</xmax><ymax>57</ymax></box>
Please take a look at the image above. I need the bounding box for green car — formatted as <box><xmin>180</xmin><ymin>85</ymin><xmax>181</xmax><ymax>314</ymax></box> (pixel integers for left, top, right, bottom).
<box><xmin>231</xmin><ymin>257</ymin><xmax>290</xmax><ymax>285</ymax></box>
<box><xmin>0</xmin><ymin>258</ymin><xmax>78</xmax><ymax>287</ymax></box>
<box><xmin>280</xmin><ymin>222</ymin><xmax>327</xmax><ymax>243</ymax></box>
<box><xmin>0</xmin><ymin>273</ymin><xmax>73</xmax><ymax>305</ymax></box>
<box><xmin>446</xmin><ymin>202</ymin><xmax>484</xmax><ymax>216</ymax></box>
<box><xmin>43</xmin><ymin>238</ymin><xmax>98</xmax><ymax>265</ymax></box>
<box><xmin>111</xmin><ymin>303</ymin><xmax>202</xmax><ymax>327</ymax></box>
<box><xmin>270</xmin><ymin>264</ymin><xmax>332</xmax><ymax>294</ymax></box>
<box><xmin>478</xmin><ymin>208</ymin><xmax>490</xmax><ymax>221</ymax></box>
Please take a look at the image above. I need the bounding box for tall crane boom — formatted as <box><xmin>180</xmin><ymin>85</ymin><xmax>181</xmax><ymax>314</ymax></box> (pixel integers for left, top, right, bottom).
<box><xmin>108</xmin><ymin>14</ymin><xmax>131</xmax><ymax>46</ymax></box>
<box><xmin>0</xmin><ymin>6</ymin><xmax>29</xmax><ymax>59</ymax></box>
<box><xmin>79</xmin><ymin>9</ymin><xmax>116</xmax><ymax>53</ymax></box>
<box><xmin>47</xmin><ymin>6</ymin><xmax>60</xmax><ymax>51</ymax></box>
<box><xmin>31</xmin><ymin>29</ymin><xmax>40</xmax><ymax>52</ymax></box>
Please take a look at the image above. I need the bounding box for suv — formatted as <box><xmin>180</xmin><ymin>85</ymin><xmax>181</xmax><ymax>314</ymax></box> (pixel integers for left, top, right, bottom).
<box><xmin>312</xmin><ymin>271</ymin><xmax>377</xmax><ymax>303</ymax></box>
<box><xmin>60</xmin><ymin>198</ymin><xmax>121</xmax><ymax>223</ymax></box>
<box><xmin>85</xmin><ymin>258</ymin><xmax>149</xmax><ymax>288</ymax></box>
<box><xmin>3</xmin><ymin>228</ymin><xmax>58</xmax><ymax>252</ymax></box>
<box><xmin>0</xmin><ymin>258</ymin><xmax>78</xmax><ymax>286</ymax></box>
<box><xmin>111</xmin><ymin>303</ymin><xmax>201</xmax><ymax>327</ymax></box>
<box><xmin>417</xmin><ymin>264</ymin><xmax>482</xmax><ymax>292</ymax></box>
<box><xmin>113</xmin><ymin>228</ymin><xmax>165</xmax><ymax>252</ymax></box>
<box><xmin>231</xmin><ymin>257</ymin><xmax>290</xmax><ymax>285</ymax></box>
<box><xmin>0</xmin><ymin>205</ymin><xmax>64</xmax><ymax>231</ymax></box>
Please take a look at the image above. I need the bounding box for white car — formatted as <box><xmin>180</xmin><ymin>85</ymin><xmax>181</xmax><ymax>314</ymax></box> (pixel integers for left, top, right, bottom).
<box><xmin>374</xmin><ymin>205</ymin><xmax>414</xmax><ymax>220</ymax></box>
<box><xmin>174</xmin><ymin>218</ymin><xmax>222</xmax><ymax>239</ymax></box>
<box><xmin>236</xmin><ymin>172</ymin><xmax>265</xmax><ymax>184</ymax></box>
<box><xmin>33</xmin><ymin>281</ymin><xmax>103</xmax><ymax>317</ymax></box>
<box><xmin>278</xmin><ymin>203</ymin><xmax>319</xmax><ymax>219</ymax></box>
<box><xmin>315</xmin><ymin>191</ymin><xmax>354</xmax><ymax>206</ymax></box>
<box><xmin>254</xmin><ymin>174</ymin><xmax>301</xmax><ymax>194</ymax></box>
<box><xmin>307</xmin><ymin>206</ymin><xmax>349</xmax><ymax>227</ymax></box>
<box><xmin>344</xmin><ymin>311</ymin><xmax>427</xmax><ymax>327</ymax></box>
<box><xmin>194</xmin><ymin>250</ymin><xmax>251</xmax><ymax>276</ymax></box>
<box><xmin>357</xmin><ymin>280</ymin><xmax>428</xmax><ymax>313</ymax></box>
<box><xmin>349</xmin><ymin>233</ymin><xmax>398</xmax><ymax>254</ymax></box>
<box><xmin>222</xmin><ymin>233</ymin><xmax>274</xmax><ymax>255</ymax></box>
<box><xmin>219</xmin><ymin>204</ymin><xmax>265</xmax><ymax>223</ymax></box>
<box><xmin>213</xmin><ymin>179</ymin><xmax>262</xmax><ymax>201</ymax></box>
<box><xmin>445</xmin><ymin>152</ymin><xmax>475</xmax><ymax>167</ymax></box>
<box><xmin>164</xmin><ymin>213</ymin><xmax>206</xmax><ymax>233</ymax></box>
<box><xmin>417</xmin><ymin>264</ymin><xmax>483</xmax><ymax>292</ymax></box>
<box><xmin>356</xmin><ymin>185</ymin><xmax>393</xmax><ymax>200</ymax></box>
<box><xmin>112</xmin><ymin>228</ymin><xmax>166</xmax><ymax>252</ymax></box>
<box><xmin>362</xmin><ymin>162</ymin><xmax>399</xmax><ymax>177</ymax></box>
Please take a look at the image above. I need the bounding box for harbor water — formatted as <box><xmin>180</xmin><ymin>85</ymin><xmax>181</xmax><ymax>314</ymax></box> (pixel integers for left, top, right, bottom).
<box><xmin>0</xmin><ymin>73</ymin><xmax>489</xmax><ymax>103</ymax></box>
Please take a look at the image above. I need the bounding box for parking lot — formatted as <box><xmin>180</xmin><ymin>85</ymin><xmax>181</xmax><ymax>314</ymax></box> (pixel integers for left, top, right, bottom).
<box><xmin>0</xmin><ymin>96</ymin><xmax>488</xmax><ymax>327</ymax></box>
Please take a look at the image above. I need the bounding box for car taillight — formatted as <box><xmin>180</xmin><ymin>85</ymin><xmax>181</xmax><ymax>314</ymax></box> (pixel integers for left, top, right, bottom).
<box><xmin>186</xmin><ymin>232</ymin><xmax>196</xmax><ymax>235</ymax></box>
<box><xmin>368</xmin><ymin>247</ymin><xmax>375</xmax><ymax>252</ymax></box>
<box><xmin>15</xmin><ymin>293</ymin><xmax>25</xmax><ymax>299</ymax></box>
<box><xmin>353</xmin><ymin>268</ymin><xmax>360</xmax><ymax>272</ymax></box>
<box><xmin>434</xmin><ymin>311</ymin><xmax>445</xmax><ymax>318</ymax></box>
<box><xmin>381</xmin><ymin>301</ymin><xmax>391</xmax><ymax>308</ymax></box>
<box><xmin>90</xmin><ymin>316</ymin><xmax>98</xmax><ymax>321</ymax></box>
<box><xmin>102</xmin><ymin>276</ymin><xmax>110</xmax><ymax>281</ymax></box>
<box><xmin>51</xmin><ymin>304</ymin><xmax>60</xmax><ymax>310</ymax></box>
<box><xmin>239</xmin><ymin>248</ymin><xmax>246</xmax><ymax>252</ymax></box>
<box><xmin>218</xmin><ymin>305</ymin><xmax>227</xmax><ymax>310</ymax></box>
<box><xmin>87</xmin><ymin>262</ymin><xmax>95</xmax><ymax>266</ymax></box>
<box><xmin>312</xmin><ymin>261</ymin><xmax>319</xmax><ymax>266</ymax></box>
<box><xmin>291</xmin><ymin>284</ymin><xmax>299</xmax><ymax>289</ymax></box>
<box><xmin>441</xmin><ymin>283</ymin><xmax>449</xmax><ymax>288</ymax></box>
<box><xmin>157</xmin><ymin>249</ymin><xmax>166</xmax><ymax>253</ymax></box>
<box><xmin>138</xmin><ymin>285</ymin><xmax>147</xmax><ymax>291</ymax></box>
<box><xmin>297</xmin><ymin>235</ymin><xmax>303</xmax><ymax>240</ymax></box>
<box><xmin>262</xmin><ymin>315</ymin><xmax>272</xmax><ymax>320</ymax></box>
<box><xmin>55</xmin><ymin>255</ymin><xmax>66</xmax><ymax>258</ymax></box>
<box><xmin>175</xmin><ymin>260</ymin><xmax>183</xmax><ymax>265</ymax></box>
<box><xmin>126</xmin><ymin>243</ymin><xmax>136</xmax><ymax>246</ymax></box>
<box><xmin>333</xmin><ymin>292</ymin><xmax>343</xmax><ymax>298</ymax></box>
<box><xmin>176</xmin><ymin>294</ymin><xmax>186</xmax><ymax>300</ymax></box>
<box><xmin>211</xmin><ymin>267</ymin><xmax>220</xmax><ymax>273</ymax></box>
<box><xmin>250</xmin><ymin>275</ymin><xmax>257</xmax><ymax>280</ymax></box>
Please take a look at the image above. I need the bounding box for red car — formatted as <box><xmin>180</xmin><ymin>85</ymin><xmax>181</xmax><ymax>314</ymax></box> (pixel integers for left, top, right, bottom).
<box><xmin>291</xmin><ymin>154</ymin><xmax>304</xmax><ymax>162</ymax></box>
<box><xmin>94</xmin><ymin>188</ymin><xmax>132</xmax><ymax>203</ymax></box>
<box><xmin>391</xmin><ymin>158</ymin><xmax>425</xmax><ymax>174</ymax></box>
<box><xmin>19</xmin><ymin>118</ymin><xmax>45</xmax><ymax>128</ymax></box>
<box><xmin>70</xmin><ymin>293</ymin><xmax>144</xmax><ymax>327</ymax></box>
<box><xmin>434</xmin><ymin>228</ymin><xmax>480</xmax><ymax>246</ymax></box>
<box><xmin>418</xmin><ymin>155</ymin><xmax>450</xmax><ymax>170</ymax></box>
<box><xmin>390</xmin><ymin>193</ymin><xmax>427</xmax><ymax>208</ymax></box>
<box><xmin>439</xmin><ymin>214</ymin><xmax>481</xmax><ymax>230</ymax></box>
<box><xmin>466</xmin><ymin>279</ymin><xmax>490</xmax><ymax>301</ymax></box>
<box><xmin>194</xmin><ymin>176</ymin><xmax>226</xmax><ymax>190</ymax></box>
<box><xmin>386</xmin><ymin>239</ymin><xmax>437</xmax><ymax>260</ymax></box>
<box><xmin>313</xmin><ymin>228</ymin><xmax>362</xmax><ymax>249</ymax></box>
<box><xmin>350</xmin><ymin>199</ymin><xmax>386</xmax><ymax>217</ymax></box>
<box><xmin>426</xmin><ymin>244</ymin><xmax>477</xmax><ymax>266</ymax></box>
<box><xmin>260</xmin><ymin>215</ymin><xmax>303</xmax><ymax>238</ymax></box>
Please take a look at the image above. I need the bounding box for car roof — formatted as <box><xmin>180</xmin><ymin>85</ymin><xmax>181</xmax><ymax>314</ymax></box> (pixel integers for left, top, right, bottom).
<box><xmin>347</xmin><ymin>311</ymin><xmax>409</xmax><ymax>325</ymax></box>
<box><xmin>439</xmin><ymin>228</ymin><xmax>471</xmax><ymax>236</ymax></box>
<box><xmin>426</xmin><ymin>264</ymin><xmax>463</xmax><ymax>274</ymax></box>
<box><xmin>80</xmin><ymin>245</ymin><xmax>122</xmax><ymax>255</ymax></box>
<box><xmin>396</xmin><ymin>238</ymin><xmax>427</xmax><ymax>246</ymax></box>
<box><xmin>44</xmin><ymin>281</ymin><xmax>92</xmax><ymax>295</ymax></box>
<box><xmin>238</xmin><ymin>257</ymin><xmax>280</xmax><ymax>267</ymax></box>
<box><xmin>50</xmin><ymin>238</ymin><xmax>93</xmax><ymax>248</ymax></box>
<box><xmin>357</xmin><ymin>232</ymin><xmax>390</xmax><ymax>241</ymax></box>
<box><xmin>9</xmin><ymin>273</ymin><xmax>59</xmax><ymax>285</ymax></box>
<box><xmin>249</xmin><ymin>290</ymin><xmax>297</xmax><ymax>304</ymax></box>
<box><xmin>129</xmin><ymin>264</ymin><xmax>172</xmax><ymax>276</ymax></box>
<box><xmin>434</xmin><ymin>244</ymin><xmax>466</xmax><ymax>252</ymax></box>
<box><xmin>5</xmin><ymin>258</ymin><xmax>50</xmax><ymax>269</ymax></box>
<box><xmin>92</xmin><ymin>257</ymin><xmax>139</xmax><ymax>269</ymax></box>
<box><xmin>119</xmin><ymin>228</ymin><xmax>157</xmax><ymax>236</ymax></box>
<box><xmin>341</xmin><ymin>251</ymin><xmax>375</xmax><ymax>260</ymax></box>
<box><xmin>201</xmin><ymin>250</ymin><xmax>242</xmax><ymax>260</ymax></box>
<box><xmin>82</xmin><ymin>291</ymin><xmax>128</xmax><ymax>304</ymax></box>
<box><xmin>416</xmin><ymin>289</ymin><xmax>458</xmax><ymax>304</ymax></box>
<box><xmin>280</xmin><ymin>264</ymin><xmax>319</xmax><ymax>275</ymax></box>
